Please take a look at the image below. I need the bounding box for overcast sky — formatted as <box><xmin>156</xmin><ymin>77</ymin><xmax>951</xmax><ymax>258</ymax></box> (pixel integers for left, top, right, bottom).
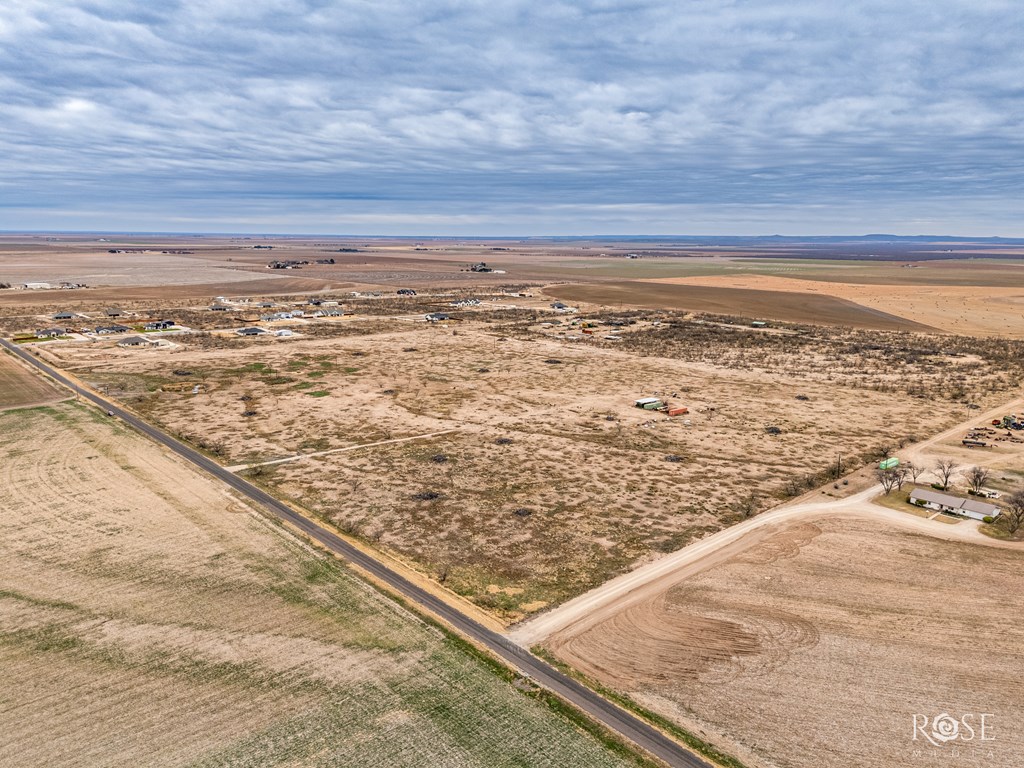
<box><xmin>2</xmin><ymin>1</ymin><xmax>1022</xmax><ymax>235</ymax></box>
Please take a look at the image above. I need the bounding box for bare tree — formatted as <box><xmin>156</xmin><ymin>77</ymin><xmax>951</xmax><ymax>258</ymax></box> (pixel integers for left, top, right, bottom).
<box><xmin>906</xmin><ymin>462</ymin><xmax>925</xmax><ymax>483</ymax></box>
<box><xmin>876</xmin><ymin>467</ymin><xmax>906</xmax><ymax>494</ymax></box>
<box><xmin>965</xmin><ymin>466</ymin><xmax>990</xmax><ymax>494</ymax></box>
<box><xmin>730</xmin><ymin>493</ymin><xmax>760</xmax><ymax>519</ymax></box>
<box><xmin>893</xmin><ymin>466</ymin><xmax>908</xmax><ymax>491</ymax></box>
<box><xmin>934</xmin><ymin>458</ymin><xmax>959</xmax><ymax>491</ymax></box>
<box><xmin>1001</xmin><ymin>491</ymin><xmax>1024</xmax><ymax>535</ymax></box>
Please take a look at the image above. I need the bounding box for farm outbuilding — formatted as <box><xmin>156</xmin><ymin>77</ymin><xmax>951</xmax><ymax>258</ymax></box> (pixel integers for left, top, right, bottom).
<box><xmin>634</xmin><ymin>397</ymin><xmax>663</xmax><ymax>410</ymax></box>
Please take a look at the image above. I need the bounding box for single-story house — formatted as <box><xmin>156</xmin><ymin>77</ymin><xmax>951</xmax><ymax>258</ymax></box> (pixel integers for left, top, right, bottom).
<box><xmin>908</xmin><ymin>488</ymin><xmax>1000</xmax><ymax>521</ymax></box>
<box><xmin>95</xmin><ymin>324</ymin><xmax>131</xmax><ymax>335</ymax></box>
<box><xmin>117</xmin><ymin>336</ymin><xmax>150</xmax><ymax>347</ymax></box>
<box><xmin>22</xmin><ymin>282</ymin><xmax>53</xmax><ymax>290</ymax></box>
<box><xmin>275</xmin><ymin>329</ymin><xmax>294</xmax><ymax>337</ymax></box>
<box><xmin>105</xmin><ymin>307</ymin><xmax>124</xmax><ymax>317</ymax></box>
<box><xmin>52</xmin><ymin>311</ymin><xmax>75</xmax><ymax>321</ymax></box>
<box><xmin>425</xmin><ymin>312</ymin><xmax>452</xmax><ymax>322</ymax></box>
<box><xmin>209</xmin><ymin>304</ymin><xmax>231</xmax><ymax>311</ymax></box>
<box><xmin>36</xmin><ymin>327</ymin><xmax>66</xmax><ymax>338</ymax></box>
<box><xmin>144</xmin><ymin>320</ymin><xmax>175</xmax><ymax>331</ymax></box>
<box><xmin>236</xmin><ymin>327</ymin><xmax>267</xmax><ymax>336</ymax></box>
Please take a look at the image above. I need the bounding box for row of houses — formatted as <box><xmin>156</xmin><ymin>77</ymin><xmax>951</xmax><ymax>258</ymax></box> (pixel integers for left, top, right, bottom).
<box><xmin>35</xmin><ymin>320</ymin><xmax>177</xmax><ymax>339</ymax></box>
<box><xmin>51</xmin><ymin>308</ymin><xmax>125</xmax><ymax>321</ymax></box>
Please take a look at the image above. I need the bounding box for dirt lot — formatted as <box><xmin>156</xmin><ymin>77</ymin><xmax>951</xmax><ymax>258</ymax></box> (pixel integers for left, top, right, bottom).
<box><xmin>43</xmin><ymin>311</ymin><xmax>1017</xmax><ymax>622</ymax></box>
<box><xmin>545</xmin><ymin>516</ymin><xmax>1024</xmax><ymax>768</ymax></box>
<box><xmin>0</xmin><ymin>348</ymin><xmax>64</xmax><ymax>409</ymax></box>
<box><xmin>0</xmin><ymin>402</ymin><xmax>633</xmax><ymax>768</ymax></box>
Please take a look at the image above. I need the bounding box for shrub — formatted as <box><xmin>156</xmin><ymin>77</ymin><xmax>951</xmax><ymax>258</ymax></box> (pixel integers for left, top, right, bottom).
<box><xmin>983</xmin><ymin>516</ymin><xmax>995</xmax><ymax>523</ymax></box>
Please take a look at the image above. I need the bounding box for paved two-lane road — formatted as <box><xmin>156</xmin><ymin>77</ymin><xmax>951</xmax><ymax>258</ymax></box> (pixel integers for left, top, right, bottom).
<box><xmin>0</xmin><ymin>339</ymin><xmax>710</xmax><ymax>768</ymax></box>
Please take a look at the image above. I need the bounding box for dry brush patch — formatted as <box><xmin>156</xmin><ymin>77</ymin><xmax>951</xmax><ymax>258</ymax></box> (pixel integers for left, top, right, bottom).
<box><xmin>0</xmin><ymin>403</ymin><xmax>634</xmax><ymax>768</ymax></box>
<box><xmin>53</xmin><ymin>318</ymin><xmax>985</xmax><ymax>621</ymax></box>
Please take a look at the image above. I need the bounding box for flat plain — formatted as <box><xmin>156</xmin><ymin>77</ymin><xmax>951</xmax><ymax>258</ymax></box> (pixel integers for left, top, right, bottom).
<box><xmin>0</xmin><ymin>402</ymin><xmax>635</xmax><ymax>768</ymax></box>
<box><xmin>3</xmin><ymin>234</ymin><xmax>1024</xmax><ymax>768</ymax></box>
<box><xmin>44</xmin><ymin>305</ymin><xmax>1024</xmax><ymax>621</ymax></box>
<box><xmin>545</xmin><ymin>515</ymin><xmax>1024</xmax><ymax>768</ymax></box>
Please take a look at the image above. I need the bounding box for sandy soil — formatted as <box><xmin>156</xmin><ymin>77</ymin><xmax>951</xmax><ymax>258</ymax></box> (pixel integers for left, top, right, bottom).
<box><xmin>645</xmin><ymin>274</ymin><xmax>1024</xmax><ymax>338</ymax></box>
<box><xmin>513</xmin><ymin>395</ymin><xmax>1024</xmax><ymax>644</ymax></box>
<box><xmin>0</xmin><ymin>402</ymin><xmax>631</xmax><ymax>768</ymax></box>
<box><xmin>545</xmin><ymin>515</ymin><xmax>1024</xmax><ymax>768</ymax></box>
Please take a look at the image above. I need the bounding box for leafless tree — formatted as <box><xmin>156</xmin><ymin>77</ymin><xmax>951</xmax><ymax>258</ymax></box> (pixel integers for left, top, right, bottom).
<box><xmin>730</xmin><ymin>493</ymin><xmax>760</xmax><ymax>519</ymax></box>
<box><xmin>934</xmin><ymin>458</ymin><xmax>959</xmax><ymax>491</ymax></box>
<box><xmin>906</xmin><ymin>462</ymin><xmax>925</xmax><ymax>483</ymax></box>
<box><xmin>965</xmin><ymin>466</ymin><xmax>990</xmax><ymax>494</ymax></box>
<box><xmin>893</xmin><ymin>466</ymin><xmax>908</xmax><ymax>491</ymax></box>
<box><xmin>1001</xmin><ymin>491</ymin><xmax>1024</xmax><ymax>535</ymax></box>
<box><xmin>876</xmin><ymin>467</ymin><xmax>905</xmax><ymax>494</ymax></box>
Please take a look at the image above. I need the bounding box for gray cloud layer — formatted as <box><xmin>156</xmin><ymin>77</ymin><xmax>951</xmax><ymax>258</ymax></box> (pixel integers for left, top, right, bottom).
<box><xmin>2</xmin><ymin>1</ymin><xmax>1022</xmax><ymax>234</ymax></box>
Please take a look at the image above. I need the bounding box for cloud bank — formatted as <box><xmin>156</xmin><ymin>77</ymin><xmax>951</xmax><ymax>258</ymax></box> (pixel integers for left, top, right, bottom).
<box><xmin>1</xmin><ymin>1</ymin><xmax>1022</xmax><ymax>234</ymax></box>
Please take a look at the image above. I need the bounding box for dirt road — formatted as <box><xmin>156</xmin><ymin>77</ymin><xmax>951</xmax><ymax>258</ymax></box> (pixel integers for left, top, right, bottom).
<box><xmin>509</xmin><ymin>394</ymin><xmax>1024</xmax><ymax>646</ymax></box>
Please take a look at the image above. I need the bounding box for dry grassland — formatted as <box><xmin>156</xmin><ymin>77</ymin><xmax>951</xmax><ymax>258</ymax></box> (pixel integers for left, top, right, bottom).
<box><xmin>48</xmin><ymin>313</ymin><xmax>1015</xmax><ymax>621</ymax></box>
<box><xmin>0</xmin><ymin>349</ymin><xmax>64</xmax><ymax>409</ymax></box>
<box><xmin>0</xmin><ymin>403</ymin><xmax>634</xmax><ymax>768</ymax></box>
<box><xmin>546</xmin><ymin>516</ymin><xmax>1024</xmax><ymax>768</ymax></box>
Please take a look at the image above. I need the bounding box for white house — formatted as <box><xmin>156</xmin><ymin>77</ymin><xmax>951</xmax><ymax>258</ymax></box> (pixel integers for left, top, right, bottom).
<box><xmin>908</xmin><ymin>489</ymin><xmax>1000</xmax><ymax>521</ymax></box>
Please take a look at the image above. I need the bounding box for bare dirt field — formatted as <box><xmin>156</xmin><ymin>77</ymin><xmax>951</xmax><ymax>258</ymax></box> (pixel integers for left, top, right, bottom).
<box><xmin>545</xmin><ymin>281</ymin><xmax>938</xmax><ymax>332</ymax></box>
<box><xmin>545</xmin><ymin>516</ymin><xmax>1024</xmax><ymax>768</ymax></box>
<box><xmin>0</xmin><ymin>349</ymin><xmax>64</xmax><ymax>409</ymax></box>
<box><xmin>44</xmin><ymin>309</ymin><xmax>1023</xmax><ymax>622</ymax></box>
<box><xmin>0</xmin><ymin>402</ymin><xmax>633</xmax><ymax>768</ymax></box>
<box><xmin>643</xmin><ymin>273</ymin><xmax>1024</xmax><ymax>338</ymax></box>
